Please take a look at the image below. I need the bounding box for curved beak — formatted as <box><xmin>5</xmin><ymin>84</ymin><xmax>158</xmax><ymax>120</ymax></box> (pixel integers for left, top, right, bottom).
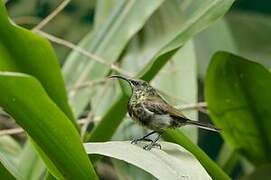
<box><xmin>108</xmin><ymin>75</ymin><xmax>131</xmax><ymax>84</ymax></box>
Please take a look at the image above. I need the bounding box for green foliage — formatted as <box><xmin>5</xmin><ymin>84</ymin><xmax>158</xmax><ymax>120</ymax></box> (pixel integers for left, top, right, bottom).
<box><xmin>0</xmin><ymin>136</ymin><xmax>21</xmax><ymax>179</ymax></box>
<box><xmin>84</xmin><ymin>141</ymin><xmax>211</xmax><ymax>179</ymax></box>
<box><xmin>163</xmin><ymin>130</ymin><xmax>230</xmax><ymax>180</ymax></box>
<box><xmin>87</xmin><ymin>1</ymin><xmax>234</xmax><ymax>179</ymax></box>
<box><xmin>18</xmin><ymin>142</ymin><xmax>45</xmax><ymax>180</ymax></box>
<box><xmin>63</xmin><ymin>0</ymin><xmax>165</xmax><ymax>117</ymax></box>
<box><xmin>0</xmin><ymin>162</ymin><xmax>16</xmax><ymax>180</ymax></box>
<box><xmin>0</xmin><ymin>153</ymin><xmax>19</xmax><ymax>180</ymax></box>
<box><xmin>0</xmin><ymin>2</ymin><xmax>75</xmax><ymax>124</ymax></box>
<box><xmin>205</xmin><ymin>51</ymin><xmax>271</xmax><ymax>165</ymax></box>
<box><xmin>0</xmin><ymin>1</ymin><xmax>97</xmax><ymax>179</ymax></box>
<box><xmin>88</xmin><ymin>0</ymin><xmax>234</xmax><ymax>142</ymax></box>
<box><xmin>5</xmin><ymin>0</ymin><xmax>271</xmax><ymax>179</ymax></box>
<box><xmin>242</xmin><ymin>164</ymin><xmax>271</xmax><ymax>180</ymax></box>
<box><xmin>0</xmin><ymin>73</ymin><xmax>97</xmax><ymax>179</ymax></box>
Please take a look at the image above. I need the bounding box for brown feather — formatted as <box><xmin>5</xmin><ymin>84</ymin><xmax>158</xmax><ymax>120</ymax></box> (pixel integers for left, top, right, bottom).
<box><xmin>144</xmin><ymin>94</ymin><xmax>187</xmax><ymax>119</ymax></box>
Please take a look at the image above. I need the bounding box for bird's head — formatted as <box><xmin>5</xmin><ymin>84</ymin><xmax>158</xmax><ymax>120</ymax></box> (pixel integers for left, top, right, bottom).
<box><xmin>108</xmin><ymin>75</ymin><xmax>149</xmax><ymax>92</ymax></box>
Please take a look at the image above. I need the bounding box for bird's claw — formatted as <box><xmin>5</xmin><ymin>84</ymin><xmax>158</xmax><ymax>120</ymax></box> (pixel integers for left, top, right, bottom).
<box><xmin>131</xmin><ymin>139</ymin><xmax>138</xmax><ymax>144</ymax></box>
<box><xmin>131</xmin><ymin>131</ymin><xmax>162</xmax><ymax>150</ymax></box>
<box><xmin>143</xmin><ymin>142</ymin><xmax>161</xmax><ymax>150</ymax></box>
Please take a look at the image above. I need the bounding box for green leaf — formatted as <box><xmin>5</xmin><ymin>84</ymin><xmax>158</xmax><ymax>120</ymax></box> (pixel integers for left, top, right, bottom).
<box><xmin>0</xmin><ymin>2</ymin><xmax>80</xmax><ymax>178</ymax></box>
<box><xmin>0</xmin><ymin>136</ymin><xmax>21</xmax><ymax>165</ymax></box>
<box><xmin>112</xmin><ymin>119</ymin><xmax>156</xmax><ymax>180</ymax></box>
<box><xmin>112</xmin><ymin>158</ymin><xmax>155</xmax><ymax>180</ymax></box>
<box><xmin>0</xmin><ymin>72</ymin><xmax>97</xmax><ymax>179</ymax></box>
<box><xmin>0</xmin><ymin>2</ymin><xmax>75</xmax><ymax>123</ymax></box>
<box><xmin>138</xmin><ymin>0</ymin><xmax>235</xmax><ymax>81</ymax></box>
<box><xmin>93</xmin><ymin>0</ymin><xmax>117</xmax><ymax>30</ymax></box>
<box><xmin>63</xmin><ymin>0</ymin><xmax>165</xmax><ymax>117</ymax></box>
<box><xmin>0</xmin><ymin>162</ymin><xmax>16</xmax><ymax>180</ymax></box>
<box><xmin>88</xmin><ymin>94</ymin><xmax>129</xmax><ymax>142</ymax></box>
<box><xmin>163</xmin><ymin>129</ymin><xmax>230</xmax><ymax>180</ymax></box>
<box><xmin>205</xmin><ymin>51</ymin><xmax>271</xmax><ymax>165</ymax></box>
<box><xmin>84</xmin><ymin>141</ymin><xmax>211</xmax><ymax>180</ymax></box>
<box><xmin>18</xmin><ymin>141</ymin><xmax>45</xmax><ymax>180</ymax></box>
<box><xmin>0</xmin><ymin>151</ymin><xmax>20</xmax><ymax>180</ymax></box>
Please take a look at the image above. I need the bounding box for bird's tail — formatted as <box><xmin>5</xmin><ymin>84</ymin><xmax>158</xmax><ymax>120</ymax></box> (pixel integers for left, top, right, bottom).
<box><xmin>185</xmin><ymin>120</ymin><xmax>220</xmax><ymax>132</ymax></box>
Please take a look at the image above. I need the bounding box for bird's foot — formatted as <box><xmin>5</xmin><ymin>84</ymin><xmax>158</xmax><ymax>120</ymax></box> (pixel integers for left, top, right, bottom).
<box><xmin>143</xmin><ymin>142</ymin><xmax>161</xmax><ymax>151</ymax></box>
<box><xmin>131</xmin><ymin>138</ymin><xmax>161</xmax><ymax>150</ymax></box>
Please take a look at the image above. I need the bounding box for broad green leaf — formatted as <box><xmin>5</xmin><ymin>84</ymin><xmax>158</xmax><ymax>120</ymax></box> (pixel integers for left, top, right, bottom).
<box><xmin>0</xmin><ymin>72</ymin><xmax>97</xmax><ymax>179</ymax></box>
<box><xmin>84</xmin><ymin>141</ymin><xmax>211</xmax><ymax>180</ymax></box>
<box><xmin>44</xmin><ymin>171</ymin><xmax>58</xmax><ymax>180</ymax></box>
<box><xmin>63</xmin><ymin>0</ymin><xmax>165</xmax><ymax>117</ymax></box>
<box><xmin>163</xmin><ymin>129</ymin><xmax>230</xmax><ymax>180</ymax></box>
<box><xmin>205</xmin><ymin>51</ymin><xmax>271</xmax><ymax>165</ymax></box>
<box><xmin>112</xmin><ymin>118</ymin><xmax>155</xmax><ymax>180</ymax></box>
<box><xmin>0</xmin><ymin>2</ymin><xmax>81</xmax><ymax>178</ymax></box>
<box><xmin>112</xmin><ymin>158</ymin><xmax>155</xmax><ymax>180</ymax></box>
<box><xmin>0</xmin><ymin>2</ymin><xmax>75</xmax><ymax>123</ymax></box>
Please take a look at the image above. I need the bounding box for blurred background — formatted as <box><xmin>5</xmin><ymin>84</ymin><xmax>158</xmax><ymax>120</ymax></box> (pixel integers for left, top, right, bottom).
<box><xmin>2</xmin><ymin>0</ymin><xmax>271</xmax><ymax>179</ymax></box>
<box><xmin>4</xmin><ymin>0</ymin><xmax>271</xmax><ymax>66</ymax></box>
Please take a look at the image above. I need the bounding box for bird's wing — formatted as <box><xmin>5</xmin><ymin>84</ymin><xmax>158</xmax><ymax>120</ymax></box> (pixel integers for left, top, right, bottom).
<box><xmin>142</xmin><ymin>97</ymin><xmax>168</xmax><ymax>115</ymax></box>
<box><xmin>143</xmin><ymin>96</ymin><xmax>187</xmax><ymax>119</ymax></box>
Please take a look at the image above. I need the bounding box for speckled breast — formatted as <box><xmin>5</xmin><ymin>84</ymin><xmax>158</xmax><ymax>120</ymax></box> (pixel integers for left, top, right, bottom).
<box><xmin>128</xmin><ymin>102</ymin><xmax>152</xmax><ymax>127</ymax></box>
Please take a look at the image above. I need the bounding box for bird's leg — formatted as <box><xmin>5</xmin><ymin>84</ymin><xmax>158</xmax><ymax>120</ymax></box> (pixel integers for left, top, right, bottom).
<box><xmin>131</xmin><ymin>131</ymin><xmax>157</xmax><ymax>144</ymax></box>
<box><xmin>143</xmin><ymin>132</ymin><xmax>163</xmax><ymax>150</ymax></box>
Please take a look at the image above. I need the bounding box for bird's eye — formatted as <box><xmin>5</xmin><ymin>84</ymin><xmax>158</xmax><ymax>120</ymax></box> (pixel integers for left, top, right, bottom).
<box><xmin>131</xmin><ymin>81</ymin><xmax>139</xmax><ymax>86</ymax></box>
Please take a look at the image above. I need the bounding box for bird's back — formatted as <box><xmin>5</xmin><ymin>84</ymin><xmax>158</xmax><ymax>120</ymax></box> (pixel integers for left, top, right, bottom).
<box><xmin>128</xmin><ymin>89</ymin><xmax>188</xmax><ymax>131</ymax></box>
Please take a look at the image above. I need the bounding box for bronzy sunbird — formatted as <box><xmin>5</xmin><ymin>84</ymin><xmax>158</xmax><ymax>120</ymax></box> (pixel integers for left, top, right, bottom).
<box><xmin>109</xmin><ymin>75</ymin><xmax>220</xmax><ymax>150</ymax></box>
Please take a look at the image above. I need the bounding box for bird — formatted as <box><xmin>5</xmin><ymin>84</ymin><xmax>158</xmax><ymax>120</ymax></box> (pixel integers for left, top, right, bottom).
<box><xmin>109</xmin><ymin>75</ymin><xmax>220</xmax><ymax>150</ymax></box>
